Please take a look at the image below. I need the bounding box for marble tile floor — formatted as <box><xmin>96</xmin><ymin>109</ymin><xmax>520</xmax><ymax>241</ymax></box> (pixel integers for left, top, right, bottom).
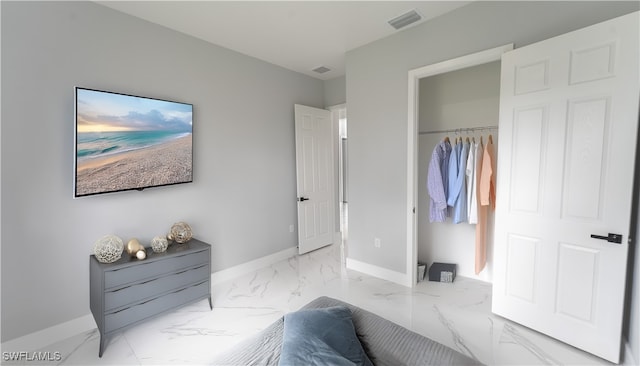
<box><xmin>13</xmin><ymin>243</ymin><xmax>614</xmax><ymax>365</ymax></box>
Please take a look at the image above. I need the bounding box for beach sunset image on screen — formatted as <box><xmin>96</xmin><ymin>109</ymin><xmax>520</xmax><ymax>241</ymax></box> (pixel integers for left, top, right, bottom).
<box><xmin>74</xmin><ymin>88</ymin><xmax>193</xmax><ymax>197</ymax></box>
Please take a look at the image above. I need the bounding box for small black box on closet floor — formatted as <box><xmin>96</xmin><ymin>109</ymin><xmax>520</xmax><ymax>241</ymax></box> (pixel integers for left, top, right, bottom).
<box><xmin>428</xmin><ymin>262</ymin><xmax>456</xmax><ymax>283</ymax></box>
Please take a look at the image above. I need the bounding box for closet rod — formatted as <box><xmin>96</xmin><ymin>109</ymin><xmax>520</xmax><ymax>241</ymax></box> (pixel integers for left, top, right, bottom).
<box><xmin>418</xmin><ymin>125</ymin><xmax>498</xmax><ymax>135</ymax></box>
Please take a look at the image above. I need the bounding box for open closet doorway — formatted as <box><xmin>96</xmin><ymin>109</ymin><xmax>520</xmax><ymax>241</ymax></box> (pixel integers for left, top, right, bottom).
<box><xmin>330</xmin><ymin>104</ymin><xmax>348</xmax><ymax>261</ymax></box>
<box><xmin>406</xmin><ymin>45</ymin><xmax>513</xmax><ymax>286</ymax></box>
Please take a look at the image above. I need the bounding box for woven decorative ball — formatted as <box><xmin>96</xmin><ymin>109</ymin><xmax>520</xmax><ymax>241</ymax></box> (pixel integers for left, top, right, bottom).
<box><xmin>168</xmin><ymin>222</ymin><xmax>192</xmax><ymax>244</ymax></box>
<box><xmin>93</xmin><ymin>235</ymin><xmax>124</xmax><ymax>263</ymax></box>
<box><xmin>150</xmin><ymin>236</ymin><xmax>169</xmax><ymax>253</ymax></box>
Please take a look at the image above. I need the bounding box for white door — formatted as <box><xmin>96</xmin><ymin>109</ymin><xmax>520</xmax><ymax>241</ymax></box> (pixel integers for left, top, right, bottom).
<box><xmin>493</xmin><ymin>12</ymin><xmax>639</xmax><ymax>363</ymax></box>
<box><xmin>294</xmin><ymin>104</ymin><xmax>335</xmax><ymax>254</ymax></box>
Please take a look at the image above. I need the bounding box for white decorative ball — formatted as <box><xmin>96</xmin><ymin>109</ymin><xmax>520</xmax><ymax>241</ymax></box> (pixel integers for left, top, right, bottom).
<box><xmin>136</xmin><ymin>250</ymin><xmax>147</xmax><ymax>260</ymax></box>
<box><xmin>93</xmin><ymin>235</ymin><xmax>124</xmax><ymax>263</ymax></box>
<box><xmin>150</xmin><ymin>236</ymin><xmax>169</xmax><ymax>253</ymax></box>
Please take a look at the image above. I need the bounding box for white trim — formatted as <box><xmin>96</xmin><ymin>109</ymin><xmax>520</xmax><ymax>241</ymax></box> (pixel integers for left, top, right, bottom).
<box><xmin>406</xmin><ymin>44</ymin><xmax>514</xmax><ymax>288</ymax></box>
<box><xmin>346</xmin><ymin>257</ymin><xmax>412</xmax><ymax>287</ymax></box>
<box><xmin>211</xmin><ymin>246</ymin><xmax>298</xmax><ymax>285</ymax></box>
<box><xmin>1</xmin><ymin>314</ymin><xmax>96</xmax><ymax>354</ymax></box>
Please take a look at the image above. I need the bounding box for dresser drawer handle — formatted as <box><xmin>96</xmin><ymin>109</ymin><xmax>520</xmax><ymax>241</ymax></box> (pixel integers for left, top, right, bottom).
<box><xmin>109</xmin><ymin>277</ymin><xmax>156</xmax><ymax>293</ymax></box>
<box><xmin>171</xmin><ymin>281</ymin><xmax>206</xmax><ymax>295</ymax></box>
<box><xmin>110</xmin><ymin>297</ymin><xmax>154</xmax><ymax>314</ymax></box>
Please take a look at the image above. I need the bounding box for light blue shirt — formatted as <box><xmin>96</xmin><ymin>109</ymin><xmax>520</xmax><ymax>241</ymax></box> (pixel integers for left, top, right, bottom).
<box><xmin>447</xmin><ymin>140</ymin><xmax>469</xmax><ymax>224</ymax></box>
<box><xmin>427</xmin><ymin>140</ymin><xmax>451</xmax><ymax>223</ymax></box>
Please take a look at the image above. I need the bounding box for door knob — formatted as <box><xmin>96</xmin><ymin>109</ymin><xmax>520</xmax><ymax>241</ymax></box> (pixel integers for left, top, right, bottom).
<box><xmin>590</xmin><ymin>233</ymin><xmax>622</xmax><ymax>244</ymax></box>
<box><xmin>298</xmin><ymin>197</ymin><xmax>310</xmax><ymax>202</ymax></box>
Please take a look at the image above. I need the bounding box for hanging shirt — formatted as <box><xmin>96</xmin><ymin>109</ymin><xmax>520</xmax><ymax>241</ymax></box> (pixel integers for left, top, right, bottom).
<box><xmin>480</xmin><ymin>138</ymin><xmax>496</xmax><ymax>209</ymax></box>
<box><xmin>465</xmin><ymin>141</ymin><xmax>476</xmax><ymax>224</ymax></box>
<box><xmin>467</xmin><ymin>141</ymin><xmax>483</xmax><ymax>224</ymax></box>
<box><xmin>475</xmin><ymin>137</ymin><xmax>495</xmax><ymax>274</ymax></box>
<box><xmin>447</xmin><ymin>140</ymin><xmax>469</xmax><ymax>224</ymax></box>
<box><xmin>427</xmin><ymin>140</ymin><xmax>452</xmax><ymax>223</ymax></box>
<box><xmin>447</xmin><ymin>140</ymin><xmax>461</xmax><ymax>206</ymax></box>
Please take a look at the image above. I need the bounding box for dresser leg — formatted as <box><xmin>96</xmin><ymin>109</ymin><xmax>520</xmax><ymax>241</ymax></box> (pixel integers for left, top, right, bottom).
<box><xmin>208</xmin><ymin>295</ymin><xmax>213</xmax><ymax>310</ymax></box>
<box><xmin>99</xmin><ymin>334</ymin><xmax>106</xmax><ymax>358</ymax></box>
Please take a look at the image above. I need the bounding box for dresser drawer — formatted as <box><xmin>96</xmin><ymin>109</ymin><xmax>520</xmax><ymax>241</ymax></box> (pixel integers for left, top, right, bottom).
<box><xmin>104</xmin><ymin>280</ymin><xmax>209</xmax><ymax>333</ymax></box>
<box><xmin>104</xmin><ymin>264</ymin><xmax>210</xmax><ymax>311</ymax></box>
<box><xmin>104</xmin><ymin>251</ymin><xmax>208</xmax><ymax>289</ymax></box>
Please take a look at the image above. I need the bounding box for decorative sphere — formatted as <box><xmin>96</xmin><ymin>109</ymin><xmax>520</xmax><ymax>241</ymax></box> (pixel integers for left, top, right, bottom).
<box><xmin>93</xmin><ymin>235</ymin><xmax>124</xmax><ymax>263</ymax></box>
<box><xmin>126</xmin><ymin>238</ymin><xmax>146</xmax><ymax>260</ymax></box>
<box><xmin>170</xmin><ymin>222</ymin><xmax>192</xmax><ymax>243</ymax></box>
<box><xmin>150</xmin><ymin>236</ymin><xmax>169</xmax><ymax>253</ymax></box>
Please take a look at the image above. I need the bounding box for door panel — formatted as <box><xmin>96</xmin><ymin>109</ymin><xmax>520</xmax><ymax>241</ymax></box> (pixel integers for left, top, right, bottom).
<box><xmin>493</xmin><ymin>12</ymin><xmax>639</xmax><ymax>363</ymax></box>
<box><xmin>562</xmin><ymin>97</ymin><xmax>609</xmax><ymax>220</ymax></box>
<box><xmin>505</xmin><ymin>234</ymin><xmax>539</xmax><ymax>303</ymax></box>
<box><xmin>294</xmin><ymin>104</ymin><xmax>335</xmax><ymax>254</ymax></box>
<box><xmin>555</xmin><ymin>243</ymin><xmax>599</xmax><ymax>323</ymax></box>
<box><xmin>510</xmin><ymin>106</ymin><xmax>547</xmax><ymax>213</ymax></box>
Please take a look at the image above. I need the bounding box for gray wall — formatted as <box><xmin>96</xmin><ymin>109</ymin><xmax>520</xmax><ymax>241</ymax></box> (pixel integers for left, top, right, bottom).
<box><xmin>345</xmin><ymin>1</ymin><xmax>639</xmax><ymax>358</ymax></box>
<box><xmin>1</xmin><ymin>1</ymin><xmax>323</xmax><ymax>342</ymax></box>
<box><xmin>323</xmin><ymin>76</ymin><xmax>346</xmax><ymax>108</ymax></box>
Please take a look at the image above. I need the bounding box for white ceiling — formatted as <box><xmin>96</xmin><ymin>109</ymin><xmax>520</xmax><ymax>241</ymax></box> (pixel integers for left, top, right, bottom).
<box><xmin>96</xmin><ymin>1</ymin><xmax>471</xmax><ymax>80</ymax></box>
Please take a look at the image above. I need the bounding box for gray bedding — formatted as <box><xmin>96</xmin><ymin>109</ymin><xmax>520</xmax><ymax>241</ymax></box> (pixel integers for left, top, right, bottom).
<box><xmin>211</xmin><ymin>296</ymin><xmax>482</xmax><ymax>366</ymax></box>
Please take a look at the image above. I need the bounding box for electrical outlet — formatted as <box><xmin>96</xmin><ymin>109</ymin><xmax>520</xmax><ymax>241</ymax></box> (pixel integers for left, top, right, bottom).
<box><xmin>289</xmin><ymin>224</ymin><xmax>295</xmax><ymax>233</ymax></box>
<box><xmin>374</xmin><ymin>237</ymin><xmax>381</xmax><ymax>248</ymax></box>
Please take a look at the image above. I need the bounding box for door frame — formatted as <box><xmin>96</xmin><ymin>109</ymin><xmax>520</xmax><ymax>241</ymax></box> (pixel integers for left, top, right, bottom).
<box><xmin>328</xmin><ymin>103</ymin><xmax>347</xmax><ymax>240</ymax></box>
<box><xmin>406</xmin><ymin>44</ymin><xmax>513</xmax><ymax>287</ymax></box>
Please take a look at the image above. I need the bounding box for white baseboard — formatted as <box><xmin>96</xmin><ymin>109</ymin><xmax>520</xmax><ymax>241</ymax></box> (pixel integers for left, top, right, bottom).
<box><xmin>1</xmin><ymin>247</ymin><xmax>298</xmax><ymax>353</ymax></box>
<box><xmin>346</xmin><ymin>257</ymin><xmax>412</xmax><ymax>287</ymax></box>
<box><xmin>211</xmin><ymin>246</ymin><xmax>298</xmax><ymax>285</ymax></box>
<box><xmin>1</xmin><ymin>314</ymin><xmax>96</xmax><ymax>354</ymax></box>
<box><xmin>624</xmin><ymin>341</ymin><xmax>638</xmax><ymax>366</ymax></box>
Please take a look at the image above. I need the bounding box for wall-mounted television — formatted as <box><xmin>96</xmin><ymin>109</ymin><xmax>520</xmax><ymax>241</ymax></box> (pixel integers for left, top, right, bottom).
<box><xmin>74</xmin><ymin>87</ymin><xmax>193</xmax><ymax>197</ymax></box>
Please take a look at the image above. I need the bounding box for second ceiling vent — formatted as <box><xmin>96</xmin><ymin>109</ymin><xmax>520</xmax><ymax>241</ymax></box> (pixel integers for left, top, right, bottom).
<box><xmin>312</xmin><ymin>66</ymin><xmax>331</xmax><ymax>74</ymax></box>
<box><xmin>388</xmin><ymin>9</ymin><xmax>423</xmax><ymax>30</ymax></box>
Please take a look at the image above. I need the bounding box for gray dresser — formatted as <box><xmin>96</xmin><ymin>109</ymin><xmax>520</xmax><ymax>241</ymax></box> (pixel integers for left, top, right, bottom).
<box><xmin>89</xmin><ymin>238</ymin><xmax>211</xmax><ymax>357</ymax></box>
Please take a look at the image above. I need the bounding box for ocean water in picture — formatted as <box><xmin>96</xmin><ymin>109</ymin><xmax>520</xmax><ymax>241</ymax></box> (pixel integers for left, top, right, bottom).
<box><xmin>76</xmin><ymin>131</ymin><xmax>190</xmax><ymax>161</ymax></box>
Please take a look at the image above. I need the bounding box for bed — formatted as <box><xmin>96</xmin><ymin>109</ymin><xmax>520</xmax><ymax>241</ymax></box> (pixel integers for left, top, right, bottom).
<box><xmin>211</xmin><ymin>296</ymin><xmax>482</xmax><ymax>366</ymax></box>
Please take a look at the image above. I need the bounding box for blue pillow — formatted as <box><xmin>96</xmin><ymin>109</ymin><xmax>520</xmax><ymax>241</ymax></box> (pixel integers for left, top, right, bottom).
<box><xmin>279</xmin><ymin>306</ymin><xmax>373</xmax><ymax>366</ymax></box>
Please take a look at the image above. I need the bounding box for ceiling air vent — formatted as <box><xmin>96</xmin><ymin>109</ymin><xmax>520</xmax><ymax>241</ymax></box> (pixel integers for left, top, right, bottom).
<box><xmin>312</xmin><ymin>66</ymin><xmax>331</xmax><ymax>74</ymax></box>
<box><xmin>388</xmin><ymin>9</ymin><xmax>422</xmax><ymax>30</ymax></box>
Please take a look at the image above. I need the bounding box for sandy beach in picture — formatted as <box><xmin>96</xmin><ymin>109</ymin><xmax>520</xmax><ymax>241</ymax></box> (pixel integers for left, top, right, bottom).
<box><xmin>76</xmin><ymin>134</ymin><xmax>192</xmax><ymax>196</ymax></box>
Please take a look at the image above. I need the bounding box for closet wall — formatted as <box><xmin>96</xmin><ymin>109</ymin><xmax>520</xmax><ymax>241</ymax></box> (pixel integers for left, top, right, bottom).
<box><xmin>418</xmin><ymin>61</ymin><xmax>501</xmax><ymax>283</ymax></box>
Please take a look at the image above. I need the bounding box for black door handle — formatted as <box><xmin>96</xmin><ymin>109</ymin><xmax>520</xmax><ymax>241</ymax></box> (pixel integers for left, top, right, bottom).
<box><xmin>298</xmin><ymin>197</ymin><xmax>310</xmax><ymax>202</ymax></box>
<box><xmin>590</xmin><ymin>233</ymin><xmax>622</xmax><ymax>244</ymax></box>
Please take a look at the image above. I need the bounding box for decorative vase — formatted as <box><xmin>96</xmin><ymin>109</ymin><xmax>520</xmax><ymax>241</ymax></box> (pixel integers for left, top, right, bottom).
<box><xmin>93</xmin><ymin>235</ymin><xmax>124</xmax><ymax>263</ymax></box>
<box><xmin>150</xmin><ymin>236</ymin><xmax>169</xmax><ymax>253</ymax></box>
<box><xmin>126</xmin><ymin>238</ymin><xmax>147</xmax><ymax>260</ymax></box>
<box><xmin>168</xmin><ymin>222</ymin><xmax>192</xmax><ymax>244</ymax></box>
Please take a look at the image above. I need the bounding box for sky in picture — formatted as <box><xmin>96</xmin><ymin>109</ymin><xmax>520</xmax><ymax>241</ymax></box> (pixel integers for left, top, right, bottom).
<box><xmin>76</xmin><ymin>88</ymin><xmax>192</xmax><ymax>134</ymax></box>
